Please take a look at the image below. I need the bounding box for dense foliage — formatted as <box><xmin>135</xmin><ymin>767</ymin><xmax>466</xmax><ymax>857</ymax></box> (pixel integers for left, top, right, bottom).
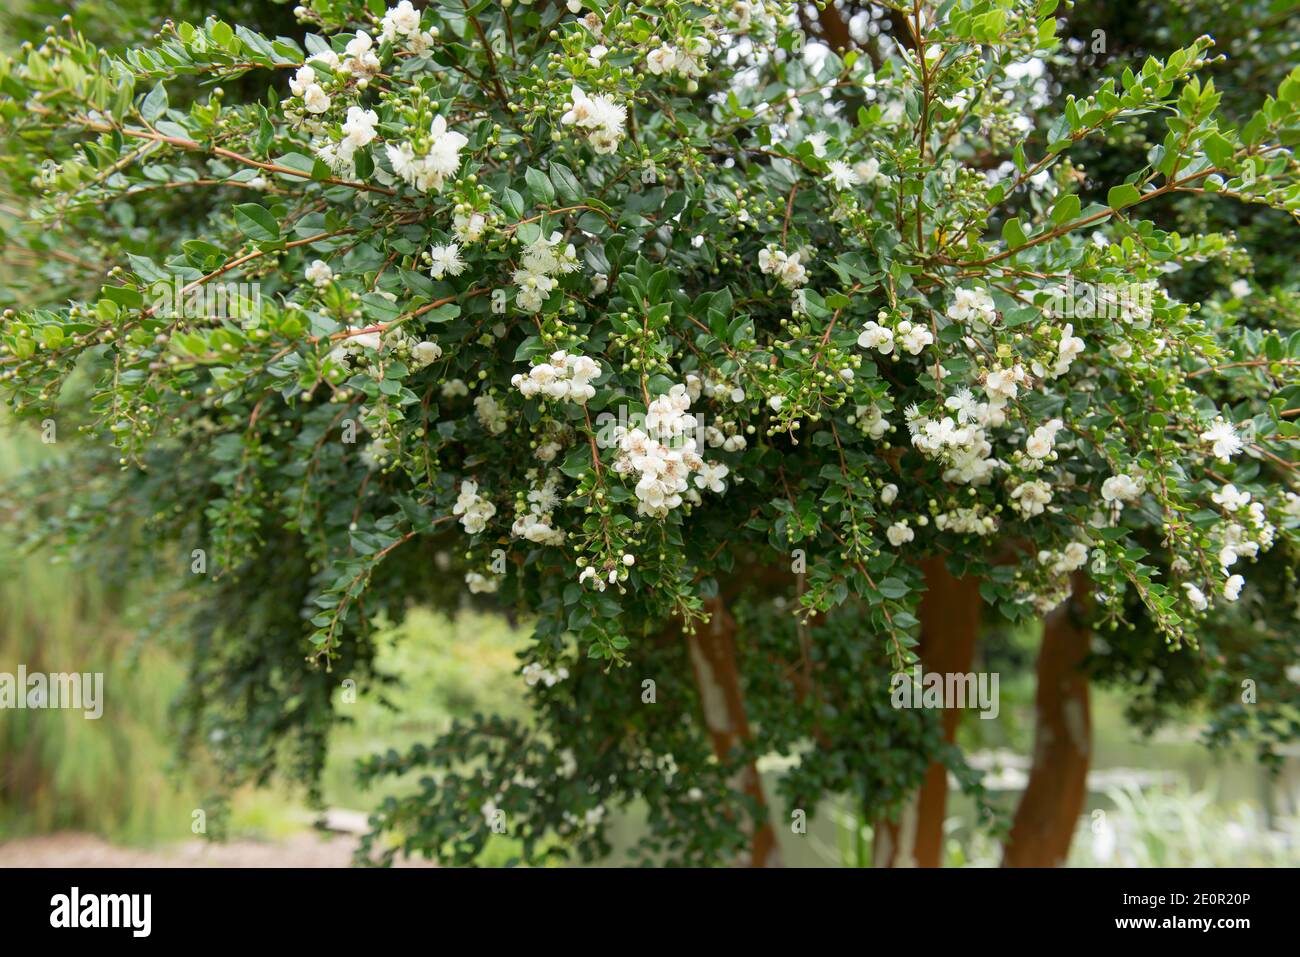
<box><xmin>1</xmin><ymin>0</ymin><xmax>1297</xmax><ymax>863</ymax></box>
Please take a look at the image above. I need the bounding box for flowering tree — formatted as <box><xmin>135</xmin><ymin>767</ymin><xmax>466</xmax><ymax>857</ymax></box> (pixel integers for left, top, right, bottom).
<box><xmin>1</xmin><ymin>0</ymin><xmax>1298</xmax><ymax>866</ymax></box>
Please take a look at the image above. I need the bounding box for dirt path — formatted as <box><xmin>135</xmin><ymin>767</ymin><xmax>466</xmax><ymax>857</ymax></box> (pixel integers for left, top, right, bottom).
<box><xmin>0</xmin><ymin>832</ymin><xmax>433</xmax><ymax>868</ymax></box>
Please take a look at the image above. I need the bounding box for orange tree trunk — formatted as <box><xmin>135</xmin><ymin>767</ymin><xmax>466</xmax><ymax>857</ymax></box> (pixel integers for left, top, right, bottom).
<box><xmin>686</xmin><ymin>596</ymin><xmax>782</xmax><ymax>867</ymax></box>
<box><xmin>1003</xmin><ymin>578</ymin><xmax>1092</xmax><ymax>867</ymax></box>
<box><xmin>874</xmin><ymin>557</ymin><xmax>983</xmax><ymax>867</ymax></box>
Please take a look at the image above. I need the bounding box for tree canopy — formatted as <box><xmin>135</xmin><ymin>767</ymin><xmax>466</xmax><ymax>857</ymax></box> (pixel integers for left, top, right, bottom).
<box><xmin>1</xmin><ymin>0</ymin><xmax>1297</xmax><ymax>865</ymax></box>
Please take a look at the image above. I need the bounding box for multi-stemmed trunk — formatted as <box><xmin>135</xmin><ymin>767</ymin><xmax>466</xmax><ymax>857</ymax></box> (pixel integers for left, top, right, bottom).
<box><xmin>1003</xmin><ymin>578</ymin><xmax>1093</xmax><ymax>867</ymax></box>
<box><xmin>873</xmin><ymin>558</ymin><xmax>984</xmax><ymax>867</ymax></box>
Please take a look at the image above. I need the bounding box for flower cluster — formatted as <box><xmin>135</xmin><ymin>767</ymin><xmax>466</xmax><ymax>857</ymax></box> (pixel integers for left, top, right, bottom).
<box><xmin>522</xmin><ymin>662</ymin><xmax>571</xmax><ymax>688</ymax></box>
<box><xmin>907</xmin><ymin>399</ymin><xmax>999</xmax><ymax>486</ymax></box>
<box><xmin>512</xmin><ymin>231</ymin><xmax>582</xmax><ymax>311</ymax></box>
<box><xmin>560</xmin><ymin>85</ymin><xmax>627</xmax><ymax>154</ymax></box>
<box><xmin>758</xmin><ymin>245</ymin><xmax>809</xmax><ymax>289</ymax></box>
<box><xmin>935</xmin><ymin>506</ymin><xmax>998</xmax><ymax>537</ymax></box>
<box><xmin>857</xmin><ymin>313</ymin><xmax>935</xmax><ymax>356</ymax></box>
<box><xmin>474</xmin><ymin>394</ymin><xmax>509</xmax><ymax>435</ymax></box>
<box><xmin>380</xmin><ymin>1</ymin><xmax>438</xmax><ymax>53</ymax></box>
<box><xmin>512</xmin><ymin>351</ymin><xmax>601</xmax><ymax>404</ymax></box>
<box><xmin>1037</xmin><ymin>542</ymin><xmax>1089</xmax><ymax>576</ymax></box>
<box><xmin>289</xmin><ymin>61</ymin><xmax>331</xmax><ymax>114</ymax></box>
<box><xmin>465</xmin><ymin>570</ymin><xmax>501</xmax><ymax>594</ymax></box>
<box><xmin>453</xmin><ymin>480</ymin><xmax>496</xmax><ymax>534</ymax></box>
<box><xmin>1009</xmin><ymin>479</ymin><xmax>1053</xmax><ymax>517</ymax></box>
<box><xmin>611</xmin><ymin>384</ymin><xmax>727</xmax><ymax>518</ymax></box>
<box><xmin>385</xmin><ymin>115</ymin><xmax>467</xmax><ymax>193</ymax></box>
<box><xmin>646</xmin><ymin>38</ymin><xmax>712</xmax><ymax>80</ymax></box>
<box><xmin>511</xmin><ymin>472</ymin><xmax>566</xmax><ymax>547</ymax></box>
<box><xmin>947</xmin><ymin>286</ymin><xmax>997</xmax><ymax>326</ymax></box>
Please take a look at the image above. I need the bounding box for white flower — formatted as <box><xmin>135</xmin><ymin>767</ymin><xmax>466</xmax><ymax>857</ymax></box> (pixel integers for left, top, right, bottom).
<box><xmin>475</xmin><ymin>394</ymin><xmax>509</xmax><ymax>434</ymax></box>
<box><xmin>1024</xmin><ymin>419</ymin><xmax>1063</xmax><ymax>460</ymax></box>
<box><xmin>694</xmin><ymin>461</ymin><xmax>729</xmax><ymax>494</ymax></box>
<box><xmin>827</xmin><ymin>160</ymin><xmax>861</xmax><ymax>190</ymax></box>
<box><xmin>308</xmin><ymin>49</ymin><xmax>340</xmax><ymax>70</ymax></box>
<box><xmin>1229</xmin><ymin>279</ymin><xmax>1251</xmax><ymax>299</ymax></box>
<box><xmin>382</xmin><ymin>1</ymin><xmax>423</xmax><ymax>40</ymax></box>
<box><xmin>561</xmin><ymin>85</ymin><xmax>626</xmax><ymax>154</ymax></box>
<box><xmin>511</xmin><ymin>352</ymin><xmax>601</xmax><ymax>404</ymax></box>
<box><xmin>857</xmin><ymin>320</ymin><xmax>895</xmax><ymax>355</ymax></box>
<box><xmin>341</xmin><ymin>106</ymin><xmax>379</xmax><ymax>149</ymax></box>
<box><xmin>983</xmin><ymin>366</ymin><xmax>1021</xmax><ymax>408</ymax></box>
<box><xmin>425</xmin><ymin>114</ymin><xmax>468</xmax><ymax>177</ymax></box>
<box><xmin>342</xmin><ymin>328</ymin><xmax>382</xmax><ymax>352</ymax></box>
<box><xmin>1201</xmin><ymin>418</ymin><xmax>1243</xmax><ymax>463</ymax></box>
<box><xmin>342</xmin><ymin>30</ymin><xmax>381</xmax><ymax>74</ymax></box>
<box><xmin>387</xmin><ymin>115</ymin><xmax>467</xmax><ymax>193</ymax></box>
<box><xmin>302</xmin><ymin>84</ymin><xmax>331</xmax><ymax>114</ymax></box>
<box><xmin>1182</xmin><ymin>582</ymin><xmax>1209</xmax><ymax>611</ymax></box>
<box><xmin>411</xmin><ymin>340</ymin><xmax>442</xmax><ymax>367</ymax></box>
<box><xmin>1223</xmin><ymin>574</ymin><xmax>1244</xmax><ymax>601</ymax></box>
<box><xmin>1211</xmin><ymin>484</ymin><xmax>1251</xmax><ymax>512</ymax></box>
<box><xmin>886</xmin><ymin>521</ymin><xmax>914</xmax><ymax>546</ymax></box>
<box><xmin>1061</xmin><ymin>541</ymin><xmax>1089</xmax><ymax>570</ymax></box>
<box><xmin>289</xmin><ymin>65</ymin><xmax>318</xmax><ymax>97</ymax></box>
<box><xmin>305</xmin><ymin>259</ymin><xmax>333</xmax><ymax>287</ymax></box>
<box><xmin>453</xmin><ymin>211</ymin><xmax>487</xmax><ymax>243</ymax></box>
<box><xmin>758</xmin><ymin>245</ymin><xmax>808</xmax><ymax>289</ymax></box>
<box><xmin>428</xmin><ymin>242</ymin><xmax>466</xmax><ymax>279</ymax></box>
<box><xmin>522</xmin><ymin>661</ymin><xmax>569</xmax><ymax>687</ymax></box>
<box><xmin>465</xmin><ymin>571</ymin><xmax>499</xmax><ymax>594</ymax></box>
<box><xmin>1101</xmin><ymin>473</ymin><xmax>1144</xmax><ymax>505</ymax></box>
<box><xmin>1009</xmin><ymin>479</ymin><xmax>1053</xmax><ymax>517</ymax></box>
<box><xmin>852</xmin><ymin>157</ymin><xmax>890</xmax><ymax>187</ymax></box>
<box><xmin>646</xmin><ymin>44</ymin><xmax>679</xmax><ymax>75</ymax></box>
<box><xmin>947</xmin><ymin>287</ymin><xmax>996</xmax><ymax>325</ymax></box>
<box><xmin>1054</xmin><ymin>323</ymin><xmax>1085</xmax><ymax>376</ymax></box>
<box><xmin>897</xmin><ymin>320</ymin><xmax>933</xmax><ymax>355</ymax></box>
<box><xmin>453</xmin><ymin>480</ymin><xmax>496</xmax><ymax>534</ymax></box>
<box><xmin>805</xmin><ymin>132</ymin><xmax>829</xmax><ymax>158</ymax></box>
<box><xmin>944</xmin><ymin>388</ymin><xmax>979</xmax><ymax>423</ymax></box>
<box><xmin>880</xmin><ymin>483</ymin><xmax>899</xmax><ymax>505</ymax></box>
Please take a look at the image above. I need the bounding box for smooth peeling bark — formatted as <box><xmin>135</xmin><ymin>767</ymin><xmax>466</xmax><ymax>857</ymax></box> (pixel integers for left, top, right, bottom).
<box><xmin>1003</xmin><ymin>578</ymin><xmax>1093</xmax><ymax>867</ymax></box>
<box><xmin>686</xmin><ymin>596</ymin><xmax>782</xmax><ymax>867</ymax></box>
<box><xmin>874</xmin><ymin>557</ymin><xmax>983</xmax><ymax>867</ymax></box>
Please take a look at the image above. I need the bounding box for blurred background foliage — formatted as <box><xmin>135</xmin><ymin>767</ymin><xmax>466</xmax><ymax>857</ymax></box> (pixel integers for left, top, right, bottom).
<box><xmin>0</xmin><ymin>0</ymin><xmax>1297</xmax><ymax>865</ymax></box>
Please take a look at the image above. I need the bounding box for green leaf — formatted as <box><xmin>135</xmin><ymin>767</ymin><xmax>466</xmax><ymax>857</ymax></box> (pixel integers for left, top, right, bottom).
<box><xmin>141</xmin><ymin>82</ymin><xmax>168</xmax><ymax>122</ymax></box>
<box><xmin>233</xmin><ymin>203</ymin><xmax>280</xmax><ymax>242</ymax></box>
<box><xmin>525</xmin><ymin>167</ymin><xmax>556</xmax><ymax>206</ymax></box>
<box><xmin>1002</xmin><ymin>217</ymin><xmax>1027</xmax><ymax>249</ymax></box>
<box><xmin>559</xmin><ymin>445</ymin><xmax>593</xmax><ymax>479</ymax></box>
<box><xmin>1106</xmin><ymin>183</ymin><xmax>1141</xmax><ymax>209</ymax></box>
<box><xmin>1202</xmin><ymin>132</ymin><xmax>1234</xmax><ymax>168</ymax></box>
<box><xmin>548</xmin><ymin>162</ymin><xmax>582</xmax><ymax>203</ymax></box>
<box><xmin>1050</xmin><ymin>193</ymin><xmax>1081</xmax><ymax>225</ymax></box>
